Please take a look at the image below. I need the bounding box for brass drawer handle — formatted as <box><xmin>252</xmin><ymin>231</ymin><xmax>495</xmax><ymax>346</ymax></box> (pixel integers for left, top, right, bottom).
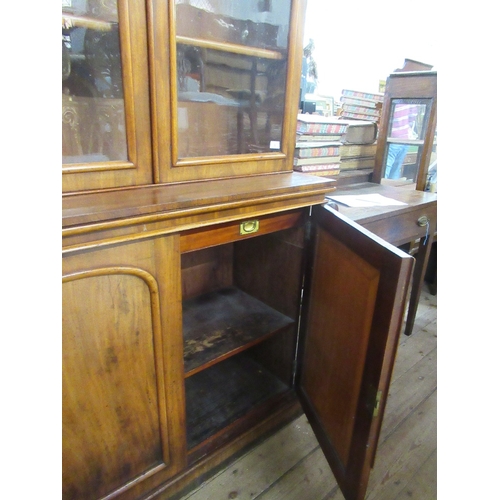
<box><xmin>240</xmin><ymin>220</ymin><xmax>260</xmax><ymax>235</ymax></box>
<box><xmin>417</xmin><ymin>215</ymin><xmax>429</xmax><ymax>227</ymax></box>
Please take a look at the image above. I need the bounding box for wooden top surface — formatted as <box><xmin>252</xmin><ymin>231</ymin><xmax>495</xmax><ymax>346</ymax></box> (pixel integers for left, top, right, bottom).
<box><xmin>62</xmin><ymin>173</ymin><xmax>336</xmax><ymax>229</ymax></box>
<box><xmin>327</xmin><ymin>182</ymin><xmax>437</xmax><ymax>225</ymax></box>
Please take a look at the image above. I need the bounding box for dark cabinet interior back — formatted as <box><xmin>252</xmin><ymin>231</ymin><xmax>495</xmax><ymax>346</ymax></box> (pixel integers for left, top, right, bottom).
<box><xmin>180</xmin><ymin>222</ymin><xmax>306</xmax><ymax>461</ymax></box>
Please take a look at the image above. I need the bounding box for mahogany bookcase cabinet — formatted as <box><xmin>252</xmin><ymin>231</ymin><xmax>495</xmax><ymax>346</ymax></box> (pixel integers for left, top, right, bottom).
<box><xmin>62</xmin><ymin>2</ymin><xmax>414</xmax><ymax>499</ymax></box>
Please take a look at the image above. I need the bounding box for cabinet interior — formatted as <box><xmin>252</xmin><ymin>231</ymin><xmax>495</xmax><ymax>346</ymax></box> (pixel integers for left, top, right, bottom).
<box><xmin>181</xmin><ymin>221</ymin><xmax>306</xmax><ymax>459</ymax></box>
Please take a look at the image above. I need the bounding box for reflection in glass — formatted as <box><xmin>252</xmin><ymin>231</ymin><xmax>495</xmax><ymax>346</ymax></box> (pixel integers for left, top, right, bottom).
<box><xmin>175</xmin><ymin>0</ymin><xmax>290</xmax><ymax>51</ymax></box>
<box><xmin>388</xmin><ymin>102</ymin><xmax>428</xmax><ymax>141</ymax></box>
<box><xmin>384</xmin><ymin>143</ymin><xmax>423</xmax><ymax>181</ymax></box>
<box><xmin>383</xmin><ymin>99</ymin><xmax>431</xmax><ymax>181</ymax></box>
<box><xmin>175</xmin><ymin>0</ymin><xmax>292</xmax><ymax>159</ymax></box>
<box><xmin>62</xmin><ymin>0</ymin><xmax>127</xmax><ymax>164</ymax></box>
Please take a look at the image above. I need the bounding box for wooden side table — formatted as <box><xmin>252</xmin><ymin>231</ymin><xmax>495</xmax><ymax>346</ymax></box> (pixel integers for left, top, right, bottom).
<box><xmin>327</xmin><ymin>182</ymin><xmax>437</xmax><ymax>336</ymax></box>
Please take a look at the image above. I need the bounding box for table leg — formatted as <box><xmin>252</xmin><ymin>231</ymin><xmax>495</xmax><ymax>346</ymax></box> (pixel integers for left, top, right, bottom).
<box><xmin>404</xmin><ymin>231</ymin><xmax>435</xmax><ymax>336</ymax></box>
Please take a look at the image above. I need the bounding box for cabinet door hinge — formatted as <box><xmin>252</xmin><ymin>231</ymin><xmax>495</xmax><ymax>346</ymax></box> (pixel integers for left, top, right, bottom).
<box><xmin>292</xmin><ymin>358</ymin><xmax>298</xmax><ymax>385</ymax></box>
<box><xmin>305</xmin><ymin>218</ymin><xmax>312</xmax><ymax>242</ymax></box>
<box><xmin>373</xmin><ymin>390</ymin><xmax>383</xmax><ymax>417</ymax></box>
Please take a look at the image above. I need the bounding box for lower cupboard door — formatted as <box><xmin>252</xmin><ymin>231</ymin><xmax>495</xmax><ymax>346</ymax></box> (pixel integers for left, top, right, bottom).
<box><xmin>296</xmin><ymin>205</ymin><xmax>414</xmax><ymax>500</ymax></box>
<box><xmin>62</xmin><ymin>235</ymin><xmax>186</xmax><ymax>500</ymax></box>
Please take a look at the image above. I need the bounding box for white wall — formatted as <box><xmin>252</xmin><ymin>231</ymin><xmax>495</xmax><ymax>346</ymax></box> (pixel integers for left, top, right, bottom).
<box><xmin>303</xmin><ymin>0</ymin><xmax>438</xmax><ymax>100</ymax></box>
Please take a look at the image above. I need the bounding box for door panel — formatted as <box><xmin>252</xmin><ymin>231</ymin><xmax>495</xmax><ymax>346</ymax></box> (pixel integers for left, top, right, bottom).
<box><xmin>297</xmin><ymin>205</ymin><xmax>413</xmax><ymax>500</ymax></box>
<box><xmin>63</xmin><ymin>272</ymin><xmax>162</xmax><ymax>498</ymax></box>
<box><xmin>62</xmin><ymin>236</ymin><xmax>186</xmax><ymax>499</ymax></box>
<box><xmin>299</xmin><ymin>229</ymin><xmax>379</xmax><ymax>466</ymax></box>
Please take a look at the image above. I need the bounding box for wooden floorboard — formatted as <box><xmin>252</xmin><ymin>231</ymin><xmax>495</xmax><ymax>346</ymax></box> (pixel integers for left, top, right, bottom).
<box><xmin>379</xmin><ymin>346</ymin><xmax>437</xmax><ymax>443</ymax></box>
<box><xmin>366</xmin><ymin>391</ymin><xmax>437</xmax><ymax>500</ymax></box>
<box><xmin>178</xmin><ymin>415</ymin><xmax>320</xmax><ymax>500</ymax></box>
<box><xmin>179</xmin><ymin>284</ymin><xmax>437</xmax><ymax>500</ymax></box>
<box><xmin>392</xmin><ymin>448</ymin><xmax>437</xmax><ymax>499</ymax></box>
<box><xmin>256</xmin><ymin>447</ymin><xmax>336</xmax><ymax>500</ymax></box>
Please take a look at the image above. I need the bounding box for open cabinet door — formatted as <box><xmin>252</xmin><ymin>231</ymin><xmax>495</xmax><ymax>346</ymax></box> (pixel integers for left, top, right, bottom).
<box><xmin>296</xmin><ymin>204</ymin><xmax>414</xmax><ymax>500</ymax></box>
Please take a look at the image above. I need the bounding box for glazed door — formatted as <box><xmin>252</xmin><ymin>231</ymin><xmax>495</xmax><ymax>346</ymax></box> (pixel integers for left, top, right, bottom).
<box><xmin>149</xmin><ymin>0</ymin><xmax>306</xmax><ymax>183</ymax></box>
<box><xmin>296</xmin><ymin>204</ymin><xmax>413</xmax><ymax>500</ymax></box>
<box><xmin>62</xmin><ymin>0</ymin><xmax>153</xmax><ymax>193</ymax></box>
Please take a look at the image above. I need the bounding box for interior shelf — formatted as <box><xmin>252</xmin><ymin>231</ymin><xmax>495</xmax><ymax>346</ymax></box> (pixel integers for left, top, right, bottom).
<box><xmin>183</xmin><ymin>286</ymin><xmax>295</xmax><ymax>377</ymax></box>
<box><xmin>185</xmin><ymin>353</ymin><xmax>290</xmax><ymax>451</ymax></box>
<box><xmin>62</xmin><ymin>13</ymin><xmax>114</xmax><ymax>31</ymax></box>
<box><xmin>176</xmin><ymin>35</ymin><xmax>285</xmax><ymax>60</ymax></box>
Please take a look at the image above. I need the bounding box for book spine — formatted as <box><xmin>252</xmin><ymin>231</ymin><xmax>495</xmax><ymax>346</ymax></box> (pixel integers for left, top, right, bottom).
<box><xmin>341</xmin><ymin>111</ymin><xmax>378</xmax><ymax>121</ymax></box>
<box><xmin>342</xmin><ymin>105</ymin><xmax>380</xmax><ymax>117</ymax></box>
<box><xmin>304</xmin><ymin>169</ymin><xmax>340</xmax><ymax>177</ymax></box>
<box><xmin>340</xmin><ymin>96</ymin><xmax>379</xmax><ymax>108</ymax></box>
<box><xmin>297</xmin><ymin>122</ymin><xmax>348</xmax><ymax>135</ymax></box>
<box><xmin>295</xmin><ymin>146</ymin><xmax>340</xmax><ymax>158</ymax></box>
<box><xmin>294</xmin><ymin>164</ymin><xmax>342</xmax><ymax>172</ymax></box>
<box><xmin>296</xmin><ymin>134</ymin><xmax>345</xmax><ymax>142</ymax></box>
<box><xmin>339</xmin><ymin>158</ymin><xmax>375</xmax><ymax>170</ymax></box>
<box><xmin>341</xmin><ymin>89</ymin><xmax>384</xmax><ymax>103</ymax></box>
<box><xmin>339</xmin><ymin>145</ymin><xmax>377</xmax><ymax>157</ymax></box>
<box><xmin>293</xmin><ymin>156</ymin><xmax>341</xmax><ymax>166</ymax></box>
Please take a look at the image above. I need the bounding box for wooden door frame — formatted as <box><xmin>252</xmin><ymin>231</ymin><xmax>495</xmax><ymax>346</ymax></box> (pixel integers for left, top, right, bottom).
<box><xmin>295</xmin><ymin>205</ymin><xmax>413</xmax><ymax>500</ymax></box>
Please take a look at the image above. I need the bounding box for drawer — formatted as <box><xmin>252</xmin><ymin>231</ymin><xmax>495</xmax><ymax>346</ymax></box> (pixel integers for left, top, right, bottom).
<box><xmin>361</xmin><ymin>204</ymin><xmax>437</xmax><ymax>246</ymax></box>
<box><xmin>180</xmin><ymin>209</ymin><xmax>307</xmax><ymax>253</ymax></box>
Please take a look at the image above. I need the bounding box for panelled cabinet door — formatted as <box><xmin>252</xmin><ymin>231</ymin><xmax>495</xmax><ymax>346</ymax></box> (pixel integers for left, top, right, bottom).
<box><xmin>296</xmin><ymin>205</ymin><xmax>414</xmax><ymax>500</ymax></box>
<box><xmin>62</xmin><ymin>0</ymin><xmax>153</xmax><ymax>193</ymax></box>
<box><xmin>62</xmin><ymin>236</ymin><xmax>185</xmax><ymax>499</ymax></box>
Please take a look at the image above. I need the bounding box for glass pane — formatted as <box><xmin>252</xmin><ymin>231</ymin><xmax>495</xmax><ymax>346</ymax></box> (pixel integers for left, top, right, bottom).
<box><xmin>175</xmin><ymin>0</ymin><xmax>292</xmax><ymax>159</ymax></box>
<box><xmin>62</xmin><ymin>0</ymin><xmax>127</xmax><ymax>164</ymax></box>
<box><xmin>383</xmin><ymin>143</ymin><xmax>423</xmax><ymax>181</ymax></box>
<box><xmin>176</xmin><ymin>0</ymin><xmax>291</xmax><ymax>51</ymax></box>
<box><xmin>388</xmin><ymin>100</ymin><xmax>429</xmax><ymax>141</ymax></box>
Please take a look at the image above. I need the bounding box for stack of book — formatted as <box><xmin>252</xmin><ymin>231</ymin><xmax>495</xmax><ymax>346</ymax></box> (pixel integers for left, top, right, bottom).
<box><xmin>337</xmin><ymin>117</ymin><xmax>378</xmax><ymax>173</ymax></box>
<box><xmin>294</xmin><ymin>114</ymin><xmax>348</xmax><ymax>176</ymax></box>
<box><xmin>338</xmin><ymin>142</ymin><xmax>377</xmax><ymax>172</ymax></box>
<box><xmin>294</xmin><ymin>141</ymin><xmax>341</xmax><ymax>176</ymax></box>
<box><xmin>294</xmin><ymin>114</ymin><xmax>379</xmax><ymax>177</ymax></box>
<box><xmin>339</xmin><ymin>89</ymin><xmax>383</xmax><ymax>124</ymax></box>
